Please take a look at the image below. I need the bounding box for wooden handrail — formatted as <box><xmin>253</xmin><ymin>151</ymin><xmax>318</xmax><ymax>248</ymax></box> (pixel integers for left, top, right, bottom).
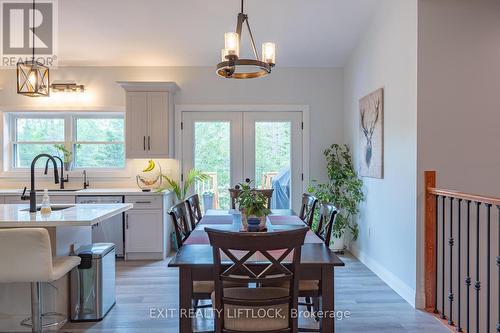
<box><xmin>428</xmin><ymin>187</ymin><xmax>500</xmax><ymax>206</ymax></box>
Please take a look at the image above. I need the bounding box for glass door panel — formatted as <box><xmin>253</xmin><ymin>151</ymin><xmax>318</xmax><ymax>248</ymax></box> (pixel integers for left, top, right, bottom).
<box><xmin>193</xmin><ymin>122</ymin><xmax>231</xmax><ymax>209</ymax></box>
<box><xmin>254</xmin><ymin>122</ymin><xmax>292</xmax><ymax>209</ymax></box>
<box><xmin>181</xmin><ymin>112</ymin><xmax>243</xmax><ymax>211</ymax></box>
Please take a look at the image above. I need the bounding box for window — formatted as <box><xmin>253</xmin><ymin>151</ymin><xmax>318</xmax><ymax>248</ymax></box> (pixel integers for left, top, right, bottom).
<box><xmin>10</xmin><ymin>113</ymin><xmax>125</xmax><ymax>169</ymax></box>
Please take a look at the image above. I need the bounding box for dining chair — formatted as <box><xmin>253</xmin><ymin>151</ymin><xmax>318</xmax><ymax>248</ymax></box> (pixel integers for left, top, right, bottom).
<box><xmin>298</xmin><ymin>194</ymin><xmax>318</xmax><ymax>228</ymax></box>
<box><xmin>185</xmin><ymin>193</ymin><xmax>203</xmax><ymax>230</ymax></box>
<box><xmin>169</xmin><ymin>201</ymin><xmax>192</xmax><ymax>248</ymax></box>
<box><xmin>229</xmin><ymin>188</ymin><xmax>274</xmax><ymax>209</ymax></box>
<box><xmin>206</xmin><ymin>227</ymin><xmax>308</xmax><ymax>333</ymax></box>
<box><xmin>169</xmin><ymin>202</ymin><xmax>245</xmax><ymax>311</ymax></box>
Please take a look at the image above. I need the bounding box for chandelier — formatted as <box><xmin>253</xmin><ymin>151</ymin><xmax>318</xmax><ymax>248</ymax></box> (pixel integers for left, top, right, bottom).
<box><xmin>217</xmin><ymin>0</ymin><xmax>276</xmax><ymax>79</ymax></box>
<box><xmin>17</xmin><ymin>0</ymin><xmax>50</xmax><ymax>97</ymax></box>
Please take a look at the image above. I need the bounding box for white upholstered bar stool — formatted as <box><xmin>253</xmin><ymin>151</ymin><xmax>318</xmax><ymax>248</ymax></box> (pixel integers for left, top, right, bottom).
<box><xmin>0</xmin><ymin>228</ymin><xmax>81</xmax><ymax>333</ymax></box>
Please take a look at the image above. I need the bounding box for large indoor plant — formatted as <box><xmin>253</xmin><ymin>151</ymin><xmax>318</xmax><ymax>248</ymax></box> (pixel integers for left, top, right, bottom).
<box><xmin>235</xmin><ymin>179</ymin><xmax>271</xmax><ymax>229</ymax></box>
<box><xmin>308</xmin><ymin>144</ymin><xmax>364</xmax><ymax>250</ymax></box>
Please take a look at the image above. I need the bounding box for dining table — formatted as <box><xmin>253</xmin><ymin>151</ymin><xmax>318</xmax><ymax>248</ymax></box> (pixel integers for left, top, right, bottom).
<box><xmin>168</xmin><ymin>209</ymin><xmax>345</xmax><ymax>333</ymax></box>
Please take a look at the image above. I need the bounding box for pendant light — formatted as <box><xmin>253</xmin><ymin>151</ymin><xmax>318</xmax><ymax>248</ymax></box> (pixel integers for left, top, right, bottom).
<box><xmin>217</xmin><ymin>0</ymin><xmax>276</xmax><ymax>79</ymax></box>
<box><xmin>17</xmin><ymin>0</ymin><xmax>50</xmax><ymax>97</ymax></box>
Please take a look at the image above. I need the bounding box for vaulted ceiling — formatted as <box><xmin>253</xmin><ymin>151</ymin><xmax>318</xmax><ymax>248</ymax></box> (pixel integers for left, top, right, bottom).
<box><xmin>57</xmin><ymin>0</ymin><xmax>377</xmax><ymax>67</ymax></box>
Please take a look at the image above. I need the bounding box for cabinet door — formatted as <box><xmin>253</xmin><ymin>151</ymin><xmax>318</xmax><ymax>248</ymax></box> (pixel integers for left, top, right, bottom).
<box><xmin>126</xmin><ymin>92</ymin><xmax>149</xmax><ymax>158</ymax></box>
<box><xmin>125</xmin><ymin>210</ymin><xmax>163</xmax><ymax>253</ymax></box>
<box><xmin>147</xmin><ymin>92</ymin><xmax>169</xmax><ymax>157</ymax></box>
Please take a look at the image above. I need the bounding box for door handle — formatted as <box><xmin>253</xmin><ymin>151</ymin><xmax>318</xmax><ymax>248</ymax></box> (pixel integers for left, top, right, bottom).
<box><xmin>148</xmin><ymin>136</ymin><xmax>151</xmax><ymax>150</ymax></box>
<box><xmin>143</xmin><ymin>136</ymin><xmax>146</xmax><ymax>151</ymax></box>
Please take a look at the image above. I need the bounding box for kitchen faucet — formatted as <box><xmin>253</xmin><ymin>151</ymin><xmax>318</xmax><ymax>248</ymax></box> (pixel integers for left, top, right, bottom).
<box><xmin>21</xmin><ymin>154</ymin><xmax>60</xmax><ymax>212</ymax></box>
<box><xmin>44</xmin><ymin>156</ymin><xmax>68</xmax><ymax>189</ymax></box>
<box><xmin>83</xmin><ymin>170</ymin><xmax>90</xmax><ymax>189</ymax></box>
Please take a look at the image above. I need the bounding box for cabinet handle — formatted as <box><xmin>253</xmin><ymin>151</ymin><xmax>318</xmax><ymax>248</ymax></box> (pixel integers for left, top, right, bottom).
<box><xmin>125</xmin><ymin>214</ymin><xmax>129</xmax><ymax>229</ymax></box>
<box><xmin>135</xmin><ymin>201</ymin><xmax>152</xmax><ymax>204</ymax></box>
<box><xmin>148</xmin><ymin>136</ymin><xmax>151</xmax><ymax>150</ymax></box>
<box><xmin>143</xmin><ymin>136</ymin><xmax>146</xmax><ymax>151</ymax></box>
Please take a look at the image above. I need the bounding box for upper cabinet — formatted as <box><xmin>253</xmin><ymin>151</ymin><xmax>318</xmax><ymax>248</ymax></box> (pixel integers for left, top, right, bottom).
<box><xmin>118</xmin><ymin>82</ymin><xmax>178</xmax><ymax>158</ymax></box>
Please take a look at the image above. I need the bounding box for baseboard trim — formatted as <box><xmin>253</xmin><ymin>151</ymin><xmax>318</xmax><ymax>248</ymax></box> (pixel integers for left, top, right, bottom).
<box><xmin>350</xmin><ymin>246</ymin><xmax>416</xmax><ymax>307</ymax></box>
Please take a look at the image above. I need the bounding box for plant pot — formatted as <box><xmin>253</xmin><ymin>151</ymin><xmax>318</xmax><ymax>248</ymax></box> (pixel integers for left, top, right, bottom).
<box><xmin>64</xmin><ymin>161</ymin><xmax>73</xmax><ymax>171</ymax></box>
<box><xmin>331</xmin><ymin>234</ymin><xmax>345</xmax><ymax>252</ymax></box>
<box><xmin>241</xmin><ymin>212</ymin><xmax>266</xmax><ymax>230</ymax></box>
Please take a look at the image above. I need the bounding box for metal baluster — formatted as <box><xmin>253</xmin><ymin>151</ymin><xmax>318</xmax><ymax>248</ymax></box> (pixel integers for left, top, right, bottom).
<box><xmin>486</xmin><ymin>204</ymin><xmax>491</xmax><ymax>333</ymax></box>
<box><xmin>435</xmin><ymin>195</ymin><xmax>439</xmax><ymax>314</ymax></box>
<box><xmin>496</xmin><ymin>205</ymin><xmax>500</xmax><ymax>333</ymax></box>
<box><xmin>442</xmin><ymin>196</ymin><xmax>447</xmax><ymax>319</ymax></box>
<box><xmin>475</xmin><ymin>202</ymin><xmax>481</xmax><ymax>333</ymax></box>
<box><xmin>449</xmin><ymin>197</ymin><xmax>455</xmax><ymax>326</ymax></box>
<box><xmin>457</xmin><ymin>199</ymin><xmax>462</xmax><ymax>332</ymax></box>
<box><xmin>466</xmin><ymin>200</ymin><xmax>471</xmax><ymax>333</ymax></box>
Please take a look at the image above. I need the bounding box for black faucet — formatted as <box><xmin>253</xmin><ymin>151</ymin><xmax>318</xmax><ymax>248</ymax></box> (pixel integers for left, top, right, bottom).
<box><xmin>21</xmin><ymin>154</ymin><xmax>60</xmax><ymax>212</ymax></box>
<box><xmin>44</xmin><ymin>156</ymin><xmax>68</xmax><ymax>189</ymax></box>
<box><xmin>83</xmin><ymin>170</ymin><xmax>89</xmax><ymax>189</ymax></box>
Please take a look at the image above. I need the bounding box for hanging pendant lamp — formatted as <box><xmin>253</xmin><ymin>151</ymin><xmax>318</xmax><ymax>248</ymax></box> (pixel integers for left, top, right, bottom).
<box><xmin>217</xmin><ymin>0</ymin><xmax>276</xmax><ymax>79</ymax></box>
<box><xmin>17</xmin><ymin>0</ymin><xmax>50</xmax><ymax>97</ymax></box>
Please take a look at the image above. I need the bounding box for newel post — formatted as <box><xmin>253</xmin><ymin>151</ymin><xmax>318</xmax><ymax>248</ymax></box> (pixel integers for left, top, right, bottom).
<box><xmin>424</xmin><ymin>170</ymin><xmax>437</xmax><ymax>310</ymax></box>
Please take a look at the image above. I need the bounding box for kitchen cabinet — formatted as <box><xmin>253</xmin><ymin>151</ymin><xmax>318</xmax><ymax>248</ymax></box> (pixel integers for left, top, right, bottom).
<box><xmin>125</xmin><ymin>210</ymin><xmax>163</xmax><ymax>253</ymax></box>
<box><xmin>118</xmin><ymin>82</ymin><xmax>178</xmax><ymax>159</ymax></box>
<box><xmin>123</xmin><ymin>193</ymin><xmax>175</xmax><ymax>260</ymax></box>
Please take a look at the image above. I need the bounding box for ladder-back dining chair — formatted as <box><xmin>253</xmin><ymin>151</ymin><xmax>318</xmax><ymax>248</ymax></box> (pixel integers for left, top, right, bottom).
<box><xmin>298</xmin><ymin>194</ymin><xmax>318</xmax><ymax>228</ymax></box>
<box><xmin>185</xmin><ymin>194</ymin><xmax>203</xmax><ymax>230</ymax></box>
<box><xmin>169</xmin><ymin>201</ymin><xmax>192</xmax><ymax>249</ymax></box>
<box><xmin>206</xmin><ymin>227</ymin><xmax>308</xmax><ymax>333</ymax></box>
<box><xmin>229</xmin><ymin>188</ymin><xmax>274</xmax><ymax>209</ymax></box>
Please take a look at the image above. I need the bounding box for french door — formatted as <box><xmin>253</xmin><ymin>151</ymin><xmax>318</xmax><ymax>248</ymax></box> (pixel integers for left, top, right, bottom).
<box><xmin>182</xmin><ymin>111</ymin><xmax>303</xmax><ymax>211</ymax></box>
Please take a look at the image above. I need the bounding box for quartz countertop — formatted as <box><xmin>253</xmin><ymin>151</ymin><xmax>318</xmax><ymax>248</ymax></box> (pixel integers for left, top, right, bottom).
<box><xmin>0</xmin><ymin>188</ymin><xmax>169</xmax><ymax>196</ymax></box>
<box><xmin>0</xmin><ymin>203</ymin><xmax>133</xmax><ymax>227</ymax></box>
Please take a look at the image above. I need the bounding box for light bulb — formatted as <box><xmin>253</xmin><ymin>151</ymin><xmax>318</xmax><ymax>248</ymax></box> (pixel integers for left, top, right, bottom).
<box><xmin>224</xmin><ymin>32</ymin><xmax>239</xmax><ymax>57</ymax></box>
<box><xmin>262</xmin><ymin>42</ymin><xmax>276</xmax><ymax>65</ymax></box>
<box><xmin>28</xmin><ymin>69</ymin><xmax>38</xmax><ymax>90</ymax></box>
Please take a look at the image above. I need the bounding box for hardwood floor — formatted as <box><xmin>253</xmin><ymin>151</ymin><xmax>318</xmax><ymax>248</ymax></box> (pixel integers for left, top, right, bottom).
<box><xmin>62</xmin><ymin>253</ymin><xmax>449</xmax><ymax>333</ymax></box>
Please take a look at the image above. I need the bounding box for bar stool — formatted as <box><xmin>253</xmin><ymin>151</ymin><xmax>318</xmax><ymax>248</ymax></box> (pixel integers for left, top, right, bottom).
<box><xmin>0</xmin><ymin>228</ymin><xmax>81</xmax><ymax>333</ymax></box>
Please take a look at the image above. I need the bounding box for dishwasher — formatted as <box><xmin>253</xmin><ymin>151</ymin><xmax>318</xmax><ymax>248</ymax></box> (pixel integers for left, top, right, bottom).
<box><xmin>76</xmin><ymin>196</ymin><xmax>125</xmax><ymax>257</ymax></box>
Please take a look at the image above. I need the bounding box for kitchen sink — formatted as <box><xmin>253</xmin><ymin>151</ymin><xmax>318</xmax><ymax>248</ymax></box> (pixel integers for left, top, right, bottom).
<box><xmin>21</xmin><ymin>205</ymin><xmax>75</xmax><ymax>212</ymax></box>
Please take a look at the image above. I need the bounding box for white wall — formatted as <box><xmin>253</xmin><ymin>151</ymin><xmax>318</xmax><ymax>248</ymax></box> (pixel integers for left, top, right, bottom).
<box><xmin>344</xmin><ymin>0</ymin><xmax>418</xmax><ymax>305</ymax></box>
<box><xmin>0</xmin><ymin>66</ymin><xmax>343</xmax><ymax>188</ymax></box>
<box><xmin>416</xmin><ymin>0</ymin><xmax>500</xmax><ymax>309</ymax></box>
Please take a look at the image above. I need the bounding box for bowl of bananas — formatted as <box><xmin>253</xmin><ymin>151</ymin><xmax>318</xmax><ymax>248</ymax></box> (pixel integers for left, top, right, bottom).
<box><xmin>136</xmin><ymin>160</ymin><xmax>162</xmax><ymax>192</ymax></box>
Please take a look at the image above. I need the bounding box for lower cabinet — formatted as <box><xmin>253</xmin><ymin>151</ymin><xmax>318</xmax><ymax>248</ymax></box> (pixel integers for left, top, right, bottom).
<box><xmin>124</xmin><ymin>209</ymin><xmax>163</xmax><ymax>254</ymax></box>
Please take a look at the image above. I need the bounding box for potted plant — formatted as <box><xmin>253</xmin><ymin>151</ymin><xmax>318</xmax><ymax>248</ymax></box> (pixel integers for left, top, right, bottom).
<box><xmin>53</xmin><ymin>144</ymin><xmax>78</xmax><ymax>171</ymax></box>
<box><xmin>156</xmin><ymin>169</ymin><xmax>209</xmax><ymax>202</ymax></box>
<box><xmin>235</xmin><ymin>179</ymin><xmax>271</xmax><ymax>230</ymax></box>
<box><xmin>308</xmin><ymin>144</ymin><xmax>364</xmax><ymax>251</ymax></box>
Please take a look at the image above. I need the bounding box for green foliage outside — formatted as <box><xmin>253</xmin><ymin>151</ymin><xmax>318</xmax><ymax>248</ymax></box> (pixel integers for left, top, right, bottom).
<box><xmin>193</xmin><ymin>121</ymin><xmax>291</xmax><ymax>209</ymax></box>
<box><xmin>14</xmin><ymin>117</ymin><xmax>125</xmax><ymax>168</ymax></box>
<box><xmin>308</xmin><ymin>144</ymin><xmax>364</xmax><ymax>242</ymax></box>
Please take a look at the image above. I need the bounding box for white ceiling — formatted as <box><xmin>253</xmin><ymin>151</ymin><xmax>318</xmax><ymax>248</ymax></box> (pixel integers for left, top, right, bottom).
<box><xmin>57</xmin><ymin>0</ymin><xmax>378</xmax><ymax>67</ymax></box>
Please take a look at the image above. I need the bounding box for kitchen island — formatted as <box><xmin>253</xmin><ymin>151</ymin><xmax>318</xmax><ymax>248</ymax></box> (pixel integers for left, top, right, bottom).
<box><xmin>0</xmin><ymin>203</ymin><xmax>132</xmax><ymax>332</ymax></box>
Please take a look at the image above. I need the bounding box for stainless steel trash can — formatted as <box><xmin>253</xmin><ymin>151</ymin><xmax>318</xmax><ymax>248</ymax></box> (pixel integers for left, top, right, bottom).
<box><xmin>70</xmin><ymin>243</ymin><xmax>116</xmax><ymax>321</ymax></box>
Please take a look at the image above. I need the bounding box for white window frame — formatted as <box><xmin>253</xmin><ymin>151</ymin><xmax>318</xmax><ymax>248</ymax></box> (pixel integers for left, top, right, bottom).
<box><xmin>3</xmin><ymin>111</ymin><xmax>129</xmax><ymax>177</ymax></box>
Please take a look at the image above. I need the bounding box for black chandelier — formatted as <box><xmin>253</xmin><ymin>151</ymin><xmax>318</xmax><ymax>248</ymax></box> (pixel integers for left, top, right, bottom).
<box><xmin>17</xmin><ymin>0</ymin><xmax>50</xmax><ymax>97</ymax></box>
<box><xmin>217</xmin><ymin>0</ymin><xmax>276</xmax><ymax>79</ymax></box>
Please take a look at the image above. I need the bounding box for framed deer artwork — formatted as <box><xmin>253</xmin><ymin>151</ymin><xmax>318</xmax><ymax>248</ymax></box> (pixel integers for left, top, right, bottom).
<box><xmin>359</xmin><ymin>88</ymin><xmax>384</xmax><ymax>178</ymax></box>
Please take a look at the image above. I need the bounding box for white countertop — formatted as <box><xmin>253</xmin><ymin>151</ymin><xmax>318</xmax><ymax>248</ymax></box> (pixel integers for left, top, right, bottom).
<box><xmin>0</xmin><ymin>203</ymin><xmax>133</xmax><ymax>227</ymax></box>
<box><xmin>0</xmin><ymin>188</ymin><xmax>168</xmax><ymax>196</ymax></box>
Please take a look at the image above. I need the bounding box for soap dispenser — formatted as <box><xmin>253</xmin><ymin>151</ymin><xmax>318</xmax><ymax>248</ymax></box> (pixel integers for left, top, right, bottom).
<box><xmin>40</xmin><ymin>189</ymin><xmax>52</xmax><ymax>215</ymax></box>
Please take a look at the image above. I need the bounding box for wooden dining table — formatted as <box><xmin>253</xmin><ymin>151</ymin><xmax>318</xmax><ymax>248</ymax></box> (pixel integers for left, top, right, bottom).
<box><xmin>168</xmin><ymin>209</ymin><xmax>345</xmax><ymax>333</ymax></box>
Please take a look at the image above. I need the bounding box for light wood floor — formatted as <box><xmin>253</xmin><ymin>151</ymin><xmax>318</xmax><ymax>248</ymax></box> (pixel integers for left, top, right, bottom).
<box><xmin>62</xmin><ymin>253</ymin><xmax>449</xmax><ymax>333</ymax></box>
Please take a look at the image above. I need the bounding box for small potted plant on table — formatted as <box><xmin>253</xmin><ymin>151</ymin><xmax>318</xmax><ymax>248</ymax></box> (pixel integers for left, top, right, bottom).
<box><xmin>235</xmin><ymin>179</ymin><xmax>271</xmax><ymax>231</ymax></box>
